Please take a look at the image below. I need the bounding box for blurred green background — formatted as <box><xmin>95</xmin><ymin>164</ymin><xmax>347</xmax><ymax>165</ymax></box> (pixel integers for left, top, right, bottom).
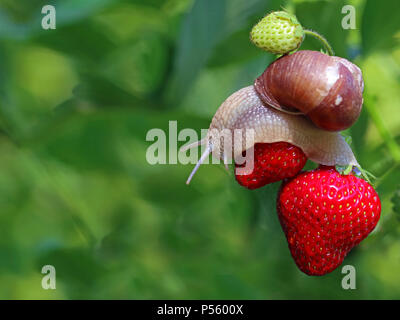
<box><xmin>0</xmin><ymin>0</ymin><xmax>399</xmax><ymax>299</ymax></box>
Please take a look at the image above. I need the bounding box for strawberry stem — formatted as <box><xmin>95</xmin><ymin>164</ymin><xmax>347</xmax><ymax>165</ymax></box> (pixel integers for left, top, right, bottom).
<box><xmin>335</xmin><ymin>164</ymin><xmax>376</xmax><ymax>186</ymax></box>
<box><xmin>304</xmin><ymin>29</ymin><xmax>335</xmax><ymax>56</ymax></box>
<box><xmin>354</xmin><ymin>166</ymin><xmax>376</xmax><ymax>186</ymax></box>
<box><xmin>343</xmin><ymin>165</ymin><xmax>353</xmax><ymax>175</ymax></box>
<box><xmin>335</xmin><ymin>164</ymin><xmax>353</xmax><ymax>176</ymax></box>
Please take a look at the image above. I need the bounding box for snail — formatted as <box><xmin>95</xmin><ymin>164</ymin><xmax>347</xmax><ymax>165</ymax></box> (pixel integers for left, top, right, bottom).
<box><xmin>181</xmin><ymin>50</ymin><xmax>363</xmax><ymax>184</ymax></box>
<box><xmin>254</xmin><ymin>50</ymin><xmax>364</xmax><ymax>131</ymax></box>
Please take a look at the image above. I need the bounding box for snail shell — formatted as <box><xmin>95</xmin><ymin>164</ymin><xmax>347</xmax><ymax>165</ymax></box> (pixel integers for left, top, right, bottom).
<box><xmin>254</xmin><ymin>50</ymin><xmax>364</xmax><ymax>131</ymax></box>
<box><xmin>182</xmin><ymin>85</ymin><xmax>359</xmax><ymax>184</ymax></box>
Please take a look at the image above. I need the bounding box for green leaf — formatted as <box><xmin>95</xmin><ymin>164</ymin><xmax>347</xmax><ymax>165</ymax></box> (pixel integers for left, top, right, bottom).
<box><xmin>100</xmin><ymin>33</ymin><xmax>170</xmax><ymax>97</ymax></box>
<box><xmin>34</xmin><ymin>21</ymin><xmax>115</xmax><ymax>64</ymax></box>
<box><xmin>167</xmin><ymin>0</ymin><xmax>282</xmax><ymax>105</ymax></box>
<box><xmin>207</xmin><ymin>29</ymin><xmax>264</xmax><ymax>68</ymax></box>
<box><xmin>392</xmin><ymin>187</ymin><xmax>400</xmax><ymax>220</ymax></box>
<box><xmin>361</xmin><ymin>0</ymin><xmax>400</xmax><ymax>55</ymax></box>
<box><xmin>53</xmin><ymin>0</ymin><xmax>117</xmax><ymax>25</ymax></box>
<box><xmin>350</xmin><ymin>109</ymin><xmax>369</xmax><ymax>160</ymax></box>
<box><xmin>0</xmin><ymin>0</ymin><xmax>118</xmax><ymax>40</ymax></box>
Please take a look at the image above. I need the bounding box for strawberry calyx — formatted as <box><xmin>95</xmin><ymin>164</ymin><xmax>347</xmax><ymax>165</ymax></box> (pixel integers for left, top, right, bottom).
<box><xmin>334</xmin><ymin>164</ymin><xmax>376</xmax><ymax>186</ymax></box>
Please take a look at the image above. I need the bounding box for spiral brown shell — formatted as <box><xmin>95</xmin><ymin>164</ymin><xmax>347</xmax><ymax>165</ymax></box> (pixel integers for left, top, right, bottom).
<box><xmin>254</xmin><ymin>50</ymin><xmax>364</xmax><ymax>131</ymax></box>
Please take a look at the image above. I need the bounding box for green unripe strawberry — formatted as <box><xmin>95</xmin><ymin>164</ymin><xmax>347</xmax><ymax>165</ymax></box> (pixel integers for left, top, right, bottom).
<box><xmin>250</xmin><ymin>11</ymin><xmax>304</xmax><ymax>55</ymax></box>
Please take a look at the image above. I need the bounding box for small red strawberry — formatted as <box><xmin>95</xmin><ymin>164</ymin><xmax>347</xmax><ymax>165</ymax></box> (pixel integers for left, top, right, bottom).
<box><xmin>235</xmin><ymin>142</ymin><xmax>307</xmax><ymax>190</ymax></box>
<box><xmin>277</xmin><ymin>166</ymin><xmax>381</xmax><ymax>276</ymax></box>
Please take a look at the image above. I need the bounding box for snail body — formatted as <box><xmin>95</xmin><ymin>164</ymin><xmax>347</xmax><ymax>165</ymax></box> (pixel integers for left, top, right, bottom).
<box><xmin>182</xmin><ymin>85</ymin><xmax>358</xmax><ymax>184</ymax></box>
<box><xmin>255</xmin><ymin>50</ymin><xmax>364</xmax><ymax>131</ymax></box>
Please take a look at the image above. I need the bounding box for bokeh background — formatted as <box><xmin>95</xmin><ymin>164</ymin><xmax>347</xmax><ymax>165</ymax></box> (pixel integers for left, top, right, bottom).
<box><xmin>0</xmin><ymin>0</ymin><xmax>399</xmax><ymax>299</ymax></box>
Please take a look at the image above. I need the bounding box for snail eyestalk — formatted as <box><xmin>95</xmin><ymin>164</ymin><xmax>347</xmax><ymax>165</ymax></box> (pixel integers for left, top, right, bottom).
<box><xmin>304</xmin><ymin>29</ymin><xmax>334</xmax><ymax>56</ymax></box>
<box><xmin>185</xmin><ymin>144</ymin><xmax>213</xmax><ymax>185</ymax></box>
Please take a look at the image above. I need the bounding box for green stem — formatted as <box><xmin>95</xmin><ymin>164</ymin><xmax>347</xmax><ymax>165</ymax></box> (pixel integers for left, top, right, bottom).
<box><xmin>365</xmin><ymin>102</ymin><xmax>400</xmax><ymax>163</ymax></box>
<box><xmin>304</xmin><ymin>29</ymin><xmax>335</xmax><ymax>56</ymax></box>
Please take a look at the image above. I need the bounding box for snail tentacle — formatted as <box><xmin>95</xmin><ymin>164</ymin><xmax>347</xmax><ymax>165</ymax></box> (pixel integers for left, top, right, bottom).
<box><xmin>185</xmin><ymin>144</ymin><xmax>213</xmax><ymax>185</ymax></box>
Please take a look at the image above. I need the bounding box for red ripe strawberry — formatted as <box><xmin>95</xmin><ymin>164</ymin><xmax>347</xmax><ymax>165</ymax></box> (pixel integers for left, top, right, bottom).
<box><xmin>235</xmin><ymin>142</ymin><xmax>307</xmax><ymax>190</ymax></box>
<box><xmin>277</xmin><ymin>166</ymin><xmax>381</xmax><ymax>276</ymax></box>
